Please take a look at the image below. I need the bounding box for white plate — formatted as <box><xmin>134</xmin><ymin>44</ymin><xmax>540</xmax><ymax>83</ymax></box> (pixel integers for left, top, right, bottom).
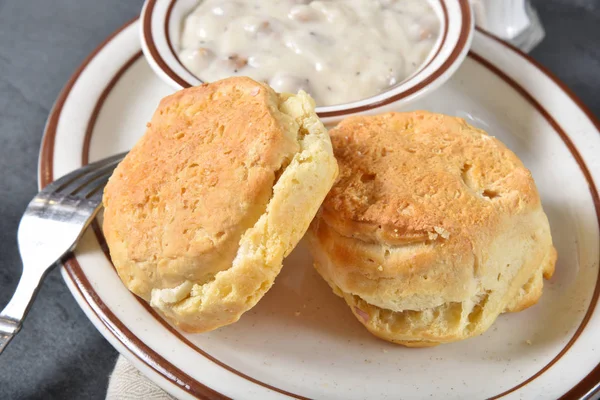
<box><xmin>39</xmin><ymin>19</ymin><xmax>600</xmax><ymax>400</ymax></box>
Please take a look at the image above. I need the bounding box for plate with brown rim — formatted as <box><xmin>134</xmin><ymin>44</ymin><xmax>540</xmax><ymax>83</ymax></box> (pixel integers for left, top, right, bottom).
<box><xmin>39</xmin><ymin>18</ymin><xmax>600</xmax><ymax>400</ymax></box>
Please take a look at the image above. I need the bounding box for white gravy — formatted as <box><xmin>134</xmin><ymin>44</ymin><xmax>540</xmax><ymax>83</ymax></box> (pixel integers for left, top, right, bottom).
<box><xmin>179</xmin><ymin>0</ymin><xmax>440</xmax><ymax>106</ymax></box>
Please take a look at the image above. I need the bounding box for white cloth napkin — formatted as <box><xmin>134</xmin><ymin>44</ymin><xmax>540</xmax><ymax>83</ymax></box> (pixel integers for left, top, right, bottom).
<box><xmin>106</xmin><ymin>355</ymin><xmax>175</xmax><ymax>400</ymax></box>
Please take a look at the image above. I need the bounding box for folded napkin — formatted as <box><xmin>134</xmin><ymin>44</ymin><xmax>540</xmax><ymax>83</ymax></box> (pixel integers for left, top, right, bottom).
<box><xmin>106</xmin><ymin>356</ymin><xmax>175</xmax><ymax>400</ymax></box>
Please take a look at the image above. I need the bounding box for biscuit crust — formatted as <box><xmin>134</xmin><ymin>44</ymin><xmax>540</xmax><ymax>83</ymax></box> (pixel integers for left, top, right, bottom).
<box><xmin>307</xmin><ymin>111</ymin><xmax>556</xmax><ymax>346</ymax></box>
<box><xmin>103</xmin><ymin>77</ymin><xmax>338</xmax><ymax>332</ymax></box>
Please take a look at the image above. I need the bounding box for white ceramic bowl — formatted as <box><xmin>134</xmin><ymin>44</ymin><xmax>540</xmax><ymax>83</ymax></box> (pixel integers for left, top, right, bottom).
<box><xmin>141</xmin><ymin>0</ymin><xmax>473</xmax><ymax>118</ymax></box>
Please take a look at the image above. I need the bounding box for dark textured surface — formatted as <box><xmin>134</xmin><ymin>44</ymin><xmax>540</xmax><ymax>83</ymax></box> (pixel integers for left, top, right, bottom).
<box><xmin>0</xmin><ymin>1</ymin><xmax>142</xmax><ymax>399</ymax></box>
<box><xmin>0</xmin><ymin>0</ymin><xmax>598</xmax><ymax>399</ymax></box>
<box><xmin>530</xmin><ymin>0</ymin><xmax>600</xmax><ymax>116</ymax></box>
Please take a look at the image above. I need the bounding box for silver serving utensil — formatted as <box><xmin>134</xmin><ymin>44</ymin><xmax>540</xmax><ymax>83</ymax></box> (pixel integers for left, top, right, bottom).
<box><xmin>0</xmin><ymin>152</ymin><xmax>127</xmax><ymax>355</ymax></box>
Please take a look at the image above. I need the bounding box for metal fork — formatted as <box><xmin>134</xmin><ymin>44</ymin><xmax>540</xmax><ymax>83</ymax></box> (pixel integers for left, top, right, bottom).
<box><xmin>0</xmin><ymin>152</ymin><xmax>127</xmax><ymax>355</ymax></box>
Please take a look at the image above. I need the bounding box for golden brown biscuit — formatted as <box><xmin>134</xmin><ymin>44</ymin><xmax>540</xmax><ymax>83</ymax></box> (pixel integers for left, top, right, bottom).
<box><xmin>307</xmin><ymin>111</ymin><xmax>556</xmax><ymax>347</ymax></box>
<box><xmin>103</xmin><ymin>77</ymin><xmax>338</xmax><ymax>332</ymax></box>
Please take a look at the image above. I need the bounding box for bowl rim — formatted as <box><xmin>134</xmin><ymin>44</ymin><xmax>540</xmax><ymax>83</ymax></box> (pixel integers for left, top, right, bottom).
<box><xmin>141</xmin><ymin>0</ymin><xmax>473</xmax><ymax>117</ymax></box>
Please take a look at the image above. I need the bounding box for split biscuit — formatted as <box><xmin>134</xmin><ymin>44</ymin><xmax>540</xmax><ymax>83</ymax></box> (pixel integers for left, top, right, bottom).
<box><xmin>103</xmin><ymin>77</ymin><xmax>338</xmax><ymax>332</ymax></box>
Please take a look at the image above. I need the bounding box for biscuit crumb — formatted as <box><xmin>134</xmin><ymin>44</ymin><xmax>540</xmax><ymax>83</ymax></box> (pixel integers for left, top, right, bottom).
<box><xmin>526</xmin><ymin>339</ymin><xmax>532</xmax><ymax>345</ymax></box>
<box><xmin>428</xmin><ymin>232</ymin><xmax>439</xmax><ymax>241</ymax></box>
<box><xmin>434</xmin><ymin>226</ymin><xmax>450</xmax><ymax>239</ymax></box>
<box><xmin>295</xmin><ymin>311</ymin><xmax>301</xmax><ymax>317</ymax></box>
<box><xmin>382</xmin><ymin>349</ymin><xmax>388</xmax><ymax>354</ymax></box>
<box><xmin>377</xmin><ymin>265</ymin><xmax>383</xmax><ymax>271</ymax></box>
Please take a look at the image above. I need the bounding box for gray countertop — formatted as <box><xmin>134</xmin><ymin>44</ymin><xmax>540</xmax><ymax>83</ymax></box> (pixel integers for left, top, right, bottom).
<box><xmin>0</xmin><ymin>0</ymin><xmax>599</xmax><ymax>398</ymax></box>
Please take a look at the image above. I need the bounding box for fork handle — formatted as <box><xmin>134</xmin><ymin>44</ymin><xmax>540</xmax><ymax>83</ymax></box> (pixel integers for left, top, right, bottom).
<box><xmin>0</xmin><ymin>266</ymin><xmax>50</xmax><ymax>355</ymax></box>
<box><xmin>0</xmin><ymin>317</ymin><xmax>20</xmax><ymax>354</ymax></box>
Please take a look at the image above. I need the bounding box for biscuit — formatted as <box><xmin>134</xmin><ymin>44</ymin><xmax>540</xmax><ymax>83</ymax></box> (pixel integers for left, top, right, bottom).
<box><xmin>103</xmin><ymin>77</ymin><xmax>338</xmax><ymax>332</ymax></box>
<box><xmin>307</xmin><ymin>111</ymin><xmax>556</xmax><ymax>346</ymax></box>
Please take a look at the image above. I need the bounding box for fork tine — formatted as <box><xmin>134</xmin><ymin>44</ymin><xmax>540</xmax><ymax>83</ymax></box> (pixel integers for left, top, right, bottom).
<box><xmin>42</xmin><ymin>152</ymin><xmax>127</xmax><ymax>194</ymax></box>
<box><xmin>43</xmin><ymin>152</ymin><xmax>126</xmax><ymax>195</ymax></box>
<box><xmin>87</xmin><ymin>184</ymin><xmax>109</xmax><ymax>205</ymax></box>
<box><xmin>1</xmin><ymin>152</ymin><xmax>130</xmax><ymax>355</ymax></box>
<box><xmin>79</xmin><ymin>172</ymin><xmax>112</xmax><ymax>200</ymax></box>
<box><xmin>65</xmin><ymin>164</ymin><xmax>116</xmax><ymax>197</ymax></box>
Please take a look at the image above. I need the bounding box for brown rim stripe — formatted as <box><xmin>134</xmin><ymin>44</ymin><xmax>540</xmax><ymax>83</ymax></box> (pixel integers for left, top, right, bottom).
<box><xmin>137</xmin><ymin>299</ymin><xmax>309</xmax><ymax>399</ymax></box>
<box><xmin>320</xmin><ymin>0</ymin><xmax>471</xmax><ymax>118</ymax></box>
<box><xmin>84</xmin><ymin>51</ymin><xmax>600</xmax><ymax>400</ymax></box>
<box><xmin>164</xmin><ymin>0</ymin><xmax>176</xmax><ymax>58</ymax></box>
<box><xmin>81</xmin><ymin>46</ymin><xmax>315</xmax><ymax>399</ymax></box>
<box><xmin>82</xmin><ymin>40</ymin><xmax>313</xmax><ymax>396</ymax></box>
<box><xmin>89</xmin><ymin>220</ymin><xmax>311</xmax><ymax>400</ymax></box>
<box><xmin>475</xmin><ymin>27</ymin><xmax>600</xmax><ymax>399</ymax></box>
<box><xmin>475</xmin><ymin>27</ymin><xmax>600</xmax><ymax>158</ymax></box>
<box><xmin>164</xmin><ymin>0</ymin><xmax>196</xmax><ymax>86</ymax></box>
<box><xmin>57</xmin><ymin>24</ymin><xmax>312</xmax><ymax>399</ymax></box>
<box><xmin>561</xmin><ymin>363</ymin><xmax>600</xmax><ymax>400</ymax></box>
<box><xmin>418</xmin><ymin>0</ymin><xmax>450</xmax><ymax>78</ymax></box>
<box><xmin>162</xmin><ymin>0</ymin><xmax>449</xmax><ymax>103</ymax></box>
<box><xmin>65</xmin><ymin>255</ymin><xmax>228</xmax><ymax>400</ymax></box>
<box><xmin>39</xmin><ymin>17</ymin><xmax>139</xmax><ymax>189</ymax></box>
<box><xmin>468</xmin><ymin>52</ymin><xmax>600</xmax><ymax>400</ymax></box>
<box><xmin>39</xmin><ymin>19</ymin><xmax>228</xmax><ymax>400</ymax></box>
<box><xmin>143</xmin><ymin>0</ymin><xmax>189</xmax><ymax>89</ymax></box>
<box><xmin>39</xmin><ymin>18</ymin><xmax>600</xmax><ymax>400</ymax></box>
<box><xmin>142</xmin><ymin>16</ymin><xmax>600</xmax><ymax>398</ymax></box>
<box><xmin>143</xmin><ymin>0</ymin><xmax>471</xmax><ymax>118</ymax></box>
<box><xmin>81</xmin><ymin>51</ymin><xmax>143</xmax><ymax>166</ymax></box>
